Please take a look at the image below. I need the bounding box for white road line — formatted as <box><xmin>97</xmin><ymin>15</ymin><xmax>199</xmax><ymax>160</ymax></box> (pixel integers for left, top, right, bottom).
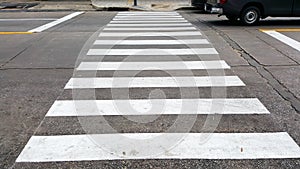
<box><xmin>116</xmin><ymin>12</ymin><xmax>179</xmax><ymax>15</ymax></box>
<box><xmin>28</xmin><ymin>12</ymin><xmax>84</xmax><ymax>33</ymax></box>
<box><xmin>94</xmin><ymin>39</ymin><xmax>209</xmax><ymax>45</ymax></box>
<box><xmin>64</xmin><ymin>76</ymin><xmax>245</xmax><ymax>89</ymax></box>
<box><xmin>107</xmin><ymin>23</ymin><xmax>191</xmax><ymax>27</ymax></box>
<box><xmin>87</xmin><ymin>48</ymin><xmax>218</xmax><ymax>55</ymax></box>
<box><xmin>117</xmin><ymin>14</ymin><xmax>179</xmax><ymax>16</ymax></box>
<box><xmin>99</xmin><ymin>32</ymin><xmax>201</xmax><ymax>37</ymax></box>
<box><xmin>77</xmin><ymin>61</ymin><xmax>229</xmax><ymax>70</ymax></box>
<box><xmin>263</xmin><ymin>30</ymin><xmax>300</xmax><ymax>52</ymax></box>
<box><xmin>0</xmin><ymin>18</ymin><xmax>57</xmax><ymax>21</ymax></box>
<box><xmin>118</xmin><ymin>12</ymin><xmax>178</xmax><ymax>14</ymax></box>
<box><xmin>110</xmin><ymin>20</ymin><xmax>188</xmax><ymax>23</ymax></box>
<box><xmin>117</xmin><ymin>13</ymin><xmax>179</xmax><ymax>15</ymax></box>
<box><xmin>115</xmin><ymin>16</ymin><xmax>183</xmax><ymax>18</ymax></box>
<box><xmin>117</xmin><ymin>13</ymin><xmax>179</xmax><ymax>14</ymax></box>
<box><xmin>16</xmin><ymin>132</ymin><xmax>300</xmax><ymax>162</ymax></box>
<box><xmin>46</xmin><ymin>98</ymin><xmax>269</xmax><ymax>116</ymax></box>
<box><xmin>103</xmin><ymin>27</ymin><xmax>196</xmax><ymax>31</ymax></box>
<box><xmin>113</xmin><ymin>18</ymin><xmax>186</xmax><ymax>21</ymax></box>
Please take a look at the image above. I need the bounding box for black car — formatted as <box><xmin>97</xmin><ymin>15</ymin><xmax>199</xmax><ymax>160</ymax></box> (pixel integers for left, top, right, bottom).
<box><xmin>205</xmin><ymin>0</ymin><xmax>300</xmax><ymax>25</ymax></box>
<box><xmin>191</xmin><ymin>0</ymin><xmax>207</xmax><ymax>10</ymax></box>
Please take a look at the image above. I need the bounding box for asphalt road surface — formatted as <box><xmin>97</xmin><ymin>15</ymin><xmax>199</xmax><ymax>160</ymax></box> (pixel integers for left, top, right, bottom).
<box><xmin>0</xmin><ymin>11</ymin><xmax>300</xmax><ymax>169</ymax></box>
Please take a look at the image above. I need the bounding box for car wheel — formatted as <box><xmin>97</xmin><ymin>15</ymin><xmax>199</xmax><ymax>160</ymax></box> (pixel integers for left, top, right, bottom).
<box><xmin>240</xmin><ymin>6</ymin><xmax>260</xmax><ymax>25</ymax></box>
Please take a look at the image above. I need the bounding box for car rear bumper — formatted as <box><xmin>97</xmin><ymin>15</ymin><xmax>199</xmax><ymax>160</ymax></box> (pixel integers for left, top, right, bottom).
<box><xmin>204</xmin><ymin>3</ymin><xmax>223</xmax><ymax>14</ymax></box>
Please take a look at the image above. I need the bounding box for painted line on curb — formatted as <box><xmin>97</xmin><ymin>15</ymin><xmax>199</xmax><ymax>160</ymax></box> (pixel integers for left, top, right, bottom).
<box><xmin>46</xmin><ymin>98</ymin><xmax>269</xmax><ymax>116</ymax></box>
<box><xmin>260</xmin><ymin>28</ymin><xmax>300</xmax><ymax>32</ymax></box>
<box><xmin>76</xmin><ymin>61</ymin><xmax>230</xmax><ymax>70</ymax></box>
<box><xmin>87</xmin><ymin>48</ymin><xmax>218</xmax><ymax>56</ymax></box>
<box><xmin>16</xmin><ymin>132</ymin><xmax>300</xmax><ymax>162</ymax></box>
<box><xmin>0</xmin><ymin>32</ymin><xmax>33</xmax><ymax>35</ymax></box>
<box><xmin>0</xmin><ymin>18</ymin><xmax>57</xmax><ymax>21</ymax></box>
<box><xmin>64</xmin><ymin>76</ymin><xmax>245</xmax><ymax>89</ymax></box>
<box><xmin>28</xmin><ymin>12</ymin><xmax>84</xmax><ymax>33</ymax></box>
<box><xmin>262</xmin><ymin>30</ymin><xmax>300</xmax><ymax>52</ymax></box>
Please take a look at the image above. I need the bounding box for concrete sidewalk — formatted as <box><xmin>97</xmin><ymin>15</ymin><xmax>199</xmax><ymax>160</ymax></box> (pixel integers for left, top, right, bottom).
<box><xmin>30</xmin><ymin>1</ymin><xmax>94</xmax><ymax>11</ymax></box>
<box><xmin>0</xmin><ymin>0</ymin><xmax>95</xmax><ymax>11</ymax></box>
<box><xmin>0</xmin><ymin>0</ymin><xmax>193</xmax><ymax>11</ymax></box>
<box><xmin>91</xmin><ymin>0</ymin><xmax>191</xmax><ymax>11</ymax></box>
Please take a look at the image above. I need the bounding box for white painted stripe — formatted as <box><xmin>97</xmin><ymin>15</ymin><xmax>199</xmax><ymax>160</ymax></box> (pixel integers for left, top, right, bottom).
<box><xmin>116</xmin><ymin>14</ymin><xmax>181</xmax><ymax>17</ymax></box>
<box><xmin>28</xmin><ymin>12</ymin><xmax>84</xmax><ymax>33</ymax></box>
<box><xmin>110</xmin><ymin>20</ymin><xmax>188</xmax><ymax>23</ymax></box>
<box><xmin>94</xmin><ymin>39</ymin><xmax>209</xmax><ymax>45</ymax></box>
<box><xmin>77</xmin><ymin>61</ymin><xmax>229</xmax><ymax>70</ymax></box>
<box><xmin>0</xmin><ymin>18</ymin><xmax>57</xmax><ymax>21</ymax></box>
<box><xmin>118</xmin><ymin>11</ymin><xmax>178</xmax><ymax>14</ymax></box>
<box><xmin>99</xmin><ymin>32</ymin><xmax>201</xmax><ymax>37</ymax></box>
<box><xmin>264</xmin><ymin>30</ymin><xmax>300</xmax><ymax>52</ymax></box>
<box><xmin>107</xmin><ymin>23</ymin><xmax>191</xmax><ymax>27</ymax></box>
<box><xmin>113</xmin><ymin>18</ymin><xmax>186</xmax><ymax>21</ymax></box>
<box><xmin>16</xmin><ymin>132</ymin><xmax>300</xmax><ymax>162</ymax></box>
<box><xmin>46</xmin><ymin>98</ymin><xmax>269</xmax><ymax>117</ymax></box>
<box><xmin>115</xmin><ymin>16</ymin><xmax>183</xmax><ymax>18</ymax></box>
<box><xmin>87</xmin><ymin>48</ymin><xmax>218</xmax><ymax>55</ymax></box>
<box><xmin>117</xmin><ymin>13</ymin><xmax>179</xmax><ymax>15</ymax></box>
<box><xmin>103</xmin><ymin>27</ymin><xmax>196</xmax><ymax>31</ymax></box>
<box><xmin>64</xmin><ymin>76</ymin><xmax>245</xmax><ymax>89</ymax></box>
<box><xmin>118</xmin><ymin>13</ymin><xmax>179</xmax><ymax>14</ymax></box>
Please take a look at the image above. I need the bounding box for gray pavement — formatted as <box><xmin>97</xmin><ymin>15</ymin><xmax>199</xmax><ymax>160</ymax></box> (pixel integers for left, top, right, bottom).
<box><xmin>184</xmin><ymin>12</ymin><xmax>300</xmax><ymax>110</ymax></box>
<box><xmin>0</xmin><ymin>11</ymin><xmax>115</xmax><ymax>168</ymax></box>
<box><xmin>91</xmin><ymin>0</ymin><xmax>190</xmax><ymax>10</ymax></box>
<box><xmin>0</xmin><ymin>11</ymin><xmax>299</xmax><ymax>169</ymax></box>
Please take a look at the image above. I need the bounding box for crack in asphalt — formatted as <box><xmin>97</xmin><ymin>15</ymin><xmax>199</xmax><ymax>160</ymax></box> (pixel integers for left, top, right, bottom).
<box><xmin>245</xmin><ymin>29</ymin><xmax>300</xmax><ymax>65</ymax></box>
<box><xmin>0</xmin><ymin>33</ymin><xmax>48</xmax><ymax>69</ymax></box>
<box><xmin>196</xmin><ymin>19</ymin><xmax>300</xmax><ymax>113</ymax></box>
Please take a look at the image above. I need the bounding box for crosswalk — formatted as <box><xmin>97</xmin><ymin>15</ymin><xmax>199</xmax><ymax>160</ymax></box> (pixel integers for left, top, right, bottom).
<box><xmin>16</xmin><ymin>11</ymin><xmax>300</xmax><ymax>166</ymax></box>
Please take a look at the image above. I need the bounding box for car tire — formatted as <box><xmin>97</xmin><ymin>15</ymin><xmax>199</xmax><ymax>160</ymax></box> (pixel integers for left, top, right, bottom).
<box><xmin>240</xmin><ymin>6</ymin><xmax>260</xmax><ymax>25</ymax></box>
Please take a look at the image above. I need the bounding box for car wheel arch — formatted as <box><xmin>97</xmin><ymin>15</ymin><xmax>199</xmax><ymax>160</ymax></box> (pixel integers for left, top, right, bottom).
<box><xmin>240</xmin><ymin>2</ymin><xmax>265</xmax><ymax>18</ymax></box>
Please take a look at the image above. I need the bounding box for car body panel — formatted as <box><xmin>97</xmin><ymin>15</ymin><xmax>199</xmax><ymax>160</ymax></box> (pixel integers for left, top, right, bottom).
<box><xmin>191</xmin><ymin>0</ymin><xmax>207</xmax><ymax>9</ymax></box>
<box><xmin>294</xmin><ymin>0</ymin><xmax>300</xmax><ymax>15</ymax></box>
<box><xmin>206</xmin><ymin>0</ymin><xmax>300</xmax><ymax>17</ymax></box>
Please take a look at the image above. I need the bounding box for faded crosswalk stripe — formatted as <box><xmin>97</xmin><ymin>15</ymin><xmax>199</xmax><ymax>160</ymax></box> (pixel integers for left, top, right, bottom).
<box><xmin>94</xmin><ymin>39</ymin><xmax>209</xmax><ymax>45</ymax></box>
<box><xmin>114</xmin><ymin>16</ymin><xmax>183</xmax><ymax>18</ymax></box>
<box><xmin>46</xmin><ymin>98</ymin><xmax>270</xmax><ymax>116</ymax></box>
<box><xmin>16</xmin><ymin>132</ymin><xmax>300</xmax><ymax>162</ymax></box>
<box><xmin>110</xmin><ymin>20</ymin><xmax>189</xmax><ymax>23</ymax></box>
<box><xmin>76</xmin><ymin>61</ymin><xmax>230</xmax><ymax>70</ymax></box>
<box><xmin>107</xmin><ymin>23</ymin><xmax>192</xmax><ymax>27</ymax></box>
<box><xmin>103</xmin><ymin>27</ymin><xmax>197</xmax><ymax>31</ymax></box>
<box><xmin>87</xmin><ymin>48</ymin><xmax>218</xmax><ymax>55</ymax></box>
<box><xmin>99</xmin><ymin>31</ymin><xmax>202</xmax><ymax>37</ymax></box>
<box><xmin>65</xmin><ymin>76</ymin><xmax>245</xmax><ymax>89</ymax></box>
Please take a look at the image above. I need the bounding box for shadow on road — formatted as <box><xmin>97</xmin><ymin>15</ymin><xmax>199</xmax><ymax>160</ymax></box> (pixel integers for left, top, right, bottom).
<box><xmin>204</xmin><ymin>18</ymin><xmax>300</xmax><ymax>27</ymax></box>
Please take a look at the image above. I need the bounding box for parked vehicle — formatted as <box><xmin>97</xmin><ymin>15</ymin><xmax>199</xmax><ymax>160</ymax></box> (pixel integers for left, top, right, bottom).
<box><xmin>191</xmin><ymin>0</ymin><xmax>207</xmax><ymax>10</ymax></box>
<box><xmin>205</xmin><ymin>0</ymin><xmax>300</xmax><ymax>25</ymax></box>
